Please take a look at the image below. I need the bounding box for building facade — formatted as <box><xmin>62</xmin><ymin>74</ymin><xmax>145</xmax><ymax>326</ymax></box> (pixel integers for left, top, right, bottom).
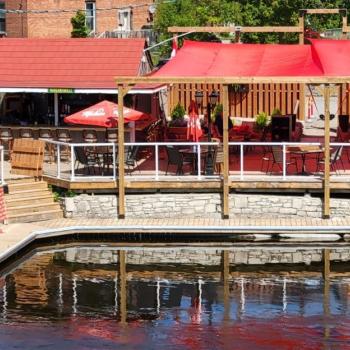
<box><xmin>3</xmin><ymin>0</ymin><xmax>154</xmax><ymax>38</ymax></box>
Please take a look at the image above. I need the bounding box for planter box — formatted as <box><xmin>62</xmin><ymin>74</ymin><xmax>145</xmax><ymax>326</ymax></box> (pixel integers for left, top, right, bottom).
<box><xmin>167</xmin><ymin>126</ymin><xmax>188</xmax><ymax>140</ymax></box>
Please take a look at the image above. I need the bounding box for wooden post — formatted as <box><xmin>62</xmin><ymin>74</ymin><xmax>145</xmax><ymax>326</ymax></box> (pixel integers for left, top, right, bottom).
<box><xmin>118</xmin><ymin>250</ymin><xmax>127</xmax><ymax>324</ymax></box>
<box><xmin>323</xmin><ymin>84</ymin><xmax>331</xmax><ymax>219</ymax></box>
<box><xmin>118</xmin><ymin>85</ymin><xmax>126</xmax><ymax>218</ymax></box>
<box><xmin>298</xmin><ymin>11</ymin><xmax>305</xmax><ymax>45</ymax></box>
<box><xmin>299</xmin><ymin>84</ymin><xmax>306</xmax><ymax>121</ymax></box>
<box><xmin>222</xmin><ymin>84</ymin><xmax>230</xmax><ymax>219</ymax></box>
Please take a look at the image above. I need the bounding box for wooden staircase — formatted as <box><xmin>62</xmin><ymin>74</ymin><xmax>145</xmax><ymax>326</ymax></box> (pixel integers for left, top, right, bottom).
<box><xmin>4</xmin><ymin>178</ymin><xmax>63</xmax><ymax>223</ymax></box>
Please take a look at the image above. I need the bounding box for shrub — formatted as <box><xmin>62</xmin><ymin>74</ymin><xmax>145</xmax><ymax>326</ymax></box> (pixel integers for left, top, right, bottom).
<box><xmin>271</xmin><ymin>108</ymin><xmax>282</xmax><ymax>117</ymax></box>
<box><xmin>169</xmin><ymin>103</ymin><xmax>186</xmax><ymax>126</ymax></box>
<box><xmin>255</xmin><ymin>112</ymin><xmax>268</xmax><ymax>131</ymax></box>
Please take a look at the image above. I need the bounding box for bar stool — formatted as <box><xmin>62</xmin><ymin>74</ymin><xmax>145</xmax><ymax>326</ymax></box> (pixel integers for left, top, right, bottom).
<box><xmin>106</xmin><ymin>129</ymin><xmax>118</xmax><ymax>143</ymax></box>
<box><xmin>0</xmin><ymin>128</ymin><xmax>14</xmax><ymax>159</ymax></box>
<box><xmin>83</xmin><ymin>129</ymin><xmax>98</xmax><ymax>143</ymax></box>
<box><xmin>56</xmin><ymin>128</ymin><xmax>72</xmax><ymax>160</ymax></box>
<box><xmin>39</xmin><ymin>128</ymin><xmax>55</xmax><ymax>163</ymax></box>
<box><xmin>20</xmin><ymin>128</ymin><xmax>34</xmax><ymax>139</ymax></box>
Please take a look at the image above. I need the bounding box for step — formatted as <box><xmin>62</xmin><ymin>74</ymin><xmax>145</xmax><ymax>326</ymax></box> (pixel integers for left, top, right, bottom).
<box><xmin>7</xmin><ymin>209</ymin><xmax>63</xmax><ymax>223</ymax></box>
<box><xmin>5</xmin><ymin>188</ymin><xmax>52</xmax><ymax>200</ymax></box>
<box><xmin>6</xmin><ymin>202</ymin><xmax>60</xmax><ymax>216</ymax></box>
<box><xmin>6</xmin><ymin>177</ymin><xmax>36</xmax><ymax>185</ymax></box>
<box><xmin>7</xmin><ymin>181</ymin><xmax>48</xmax><ymax>192</ymax></box>
<box><xmin>5</xmin><ymin>194</ymin><xmax>55</xmax><ymax>208</ymax></box>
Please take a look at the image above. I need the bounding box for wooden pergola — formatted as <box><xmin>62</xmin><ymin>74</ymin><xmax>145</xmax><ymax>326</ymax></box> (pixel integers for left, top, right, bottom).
<box><xmin>114</xmin><ymin>75</ymin><xmax>346</xmax><ymax>220</ymax></box>
<box><xmin>115</xmin><ymin>8</ymin><xmax>350</xmax><ymax>220</ymax></box>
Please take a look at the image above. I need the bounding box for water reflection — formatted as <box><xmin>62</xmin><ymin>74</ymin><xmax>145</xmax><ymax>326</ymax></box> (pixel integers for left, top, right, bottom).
<box><xmin>0</xmin><ymin>245</ymin><xmax>349</xmax><ymax>349</ymax></box>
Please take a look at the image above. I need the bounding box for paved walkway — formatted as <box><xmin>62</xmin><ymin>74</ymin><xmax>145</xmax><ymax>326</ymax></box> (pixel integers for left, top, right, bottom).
<box><xmin>1</xmin><ymin>216</ymin><xmax>350</xmax><ymax>264</ymax></box>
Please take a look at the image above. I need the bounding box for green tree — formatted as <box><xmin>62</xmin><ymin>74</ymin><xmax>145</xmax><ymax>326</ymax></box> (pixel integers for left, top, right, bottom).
<box><xmin>71</xmin><ymin>10</ymin><xmax>88</xmax><ymax>38</ymax></box>
<box><xmin>153</xmin><ymin>0</ymin><xmax>350</xmax><ymax>53</ymax></box>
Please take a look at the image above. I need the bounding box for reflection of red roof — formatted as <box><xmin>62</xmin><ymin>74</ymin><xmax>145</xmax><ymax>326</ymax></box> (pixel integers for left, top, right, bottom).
<box><xmin>0</xmin><ymin>38</ymin><xmax>146</xmax><ymax>89</ymax></box>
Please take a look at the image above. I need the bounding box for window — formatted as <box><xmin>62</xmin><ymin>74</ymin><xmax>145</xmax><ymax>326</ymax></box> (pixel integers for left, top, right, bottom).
<box><xmin>85</xmin><ymin>1</ymin><xmax>96</xmax><ymax>33</ymax></box>
<box><xmin>118</xmin><ymin>8</ymin><xmax>132</xmax><ymax>31</ymax></box>
<box><xmin>0</xmin><ymin>1</ymin><xmax>5</xmax><ymax>33</ymax></box>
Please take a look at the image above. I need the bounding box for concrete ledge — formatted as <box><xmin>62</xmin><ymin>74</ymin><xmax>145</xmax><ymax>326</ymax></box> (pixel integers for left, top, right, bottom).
<box><xmin>0</xmin><ymin>224</ymin><xmax>348</xmax><ymax>266</ymax></box>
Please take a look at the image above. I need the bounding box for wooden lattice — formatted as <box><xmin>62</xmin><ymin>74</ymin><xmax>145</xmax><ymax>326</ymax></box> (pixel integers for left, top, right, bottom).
<box><xmin>11</xmin><ymin>138</ymin><xmax>45</xmax><ymax>177</ymax></box>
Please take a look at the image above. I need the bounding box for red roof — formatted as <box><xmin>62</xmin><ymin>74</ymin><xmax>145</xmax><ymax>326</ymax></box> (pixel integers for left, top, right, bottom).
<box><xmin>0</xmin><ymin>38</ymin><xmax>146</xmax><ymax>89</ymax></box>
<box><xmin>153</xmin><ymin>39</ymin><xmax>350</xmax><ymax>78</ymax></box>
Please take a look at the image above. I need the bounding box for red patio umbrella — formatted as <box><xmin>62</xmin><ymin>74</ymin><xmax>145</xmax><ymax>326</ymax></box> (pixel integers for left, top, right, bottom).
<box><xmin>187</xmin><ymin>100</ymin><xmax>203</xmax><ymax>142</ymax></box>
<box><xmin>64</xmin><ymin>100</ymin><xmax>151</xmax><ymax>128</ymax></box>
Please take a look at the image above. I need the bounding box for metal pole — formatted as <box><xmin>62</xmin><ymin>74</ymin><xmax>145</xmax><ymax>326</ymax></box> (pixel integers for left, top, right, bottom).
<box><xmin>205</xmin><ymin>103</ymin><xmax>214</xmax><ymax>175</ymax></box>
<box><xmin>70</xmin><ymin>145</ymin><xmax>75</xmax><ymax>181</ymax></box>
<box><xmin>57</xmin><ymin>144</ymin><xmax>61</xmax><ymax>179</ymax></box>
<box><xmin>155</xmin><ymin>144</ymin><xmax>159</xmax><ymax>180</ymax></box>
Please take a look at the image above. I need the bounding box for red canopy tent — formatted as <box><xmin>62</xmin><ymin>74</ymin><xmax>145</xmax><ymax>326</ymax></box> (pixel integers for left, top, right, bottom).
<box><xmin>64</xmin><ymin>100</ymin><xmax>153</xmax><ymax>128</ymax></box>
<box><xmin>151</xmin><ymin>39</ymin><xmax>350</xmax><ymax>78</ymax></box>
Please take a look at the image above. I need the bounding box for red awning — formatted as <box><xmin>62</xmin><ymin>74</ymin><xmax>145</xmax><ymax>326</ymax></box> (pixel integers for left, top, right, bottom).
<box><xmin>152</xmin><ymin>39</ymin><xmax>350</xmax><ymax>78</ymax></box>
<box><xmin>64</xmin><ymin>100</ymin><xmax>151</xmax><ymax>128</ymax></box>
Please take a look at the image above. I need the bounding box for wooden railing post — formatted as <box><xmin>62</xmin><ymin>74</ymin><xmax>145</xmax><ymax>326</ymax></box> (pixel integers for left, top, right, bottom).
<box><xmin>323</xmin><ymin>84</ymin><xmax>331</xmax><ymax>219</ymax></box>
<box><xmin>118</xmin><ymin>250</ymin><xmax>127</xmax><ymax>324</ymax></box>
<box><xmin>223</xmin><ymin>84</ymin><xmax>229</xmax><ymax>219</ymax></box>
<box><xmin>118</xmin><ymin>85</ymin><xmax>126</xmax><ymax>218</ymax></box>
<box><xmin>298</xmin><ymin>10</ymin><xmax>305</xmax><ymax>44</ymax></box>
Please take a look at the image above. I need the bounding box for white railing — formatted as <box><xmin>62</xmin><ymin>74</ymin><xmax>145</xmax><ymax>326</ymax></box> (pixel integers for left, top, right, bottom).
<box><xmin>41</xmin><ymin>140</ymin><xmax>350</xmax><ymax>182</ymax></box>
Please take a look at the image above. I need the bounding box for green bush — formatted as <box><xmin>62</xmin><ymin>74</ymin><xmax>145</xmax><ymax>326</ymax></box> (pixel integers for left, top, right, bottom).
<box><xmin>254</xmin><ymin>112</ymin><xmax>268</xmax><ymax>131</ymax></box>
<box><xmin>169</xmin><ymin>103</ymin><xmax>186</xmax><ymax>126</ymax></box>
<box><xmin>271</xmin><ymin>108</ymin><xmax>282</xmax><ymax>117</ymax></box>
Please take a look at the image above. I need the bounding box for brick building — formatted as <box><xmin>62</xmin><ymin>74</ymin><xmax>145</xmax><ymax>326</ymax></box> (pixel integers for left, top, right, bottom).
<box><xmin>2</xmin><ymin>0</ymin><xmax>155</xmax><ymax>38</ymax></box>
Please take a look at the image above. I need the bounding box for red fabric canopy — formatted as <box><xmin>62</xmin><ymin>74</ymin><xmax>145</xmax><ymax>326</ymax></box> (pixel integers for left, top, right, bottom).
<box><xmin>153</xmin><ymin>39</ymin><xmax>350</xmax><ymax>78</ymax></box>
<box><xmin>64</xmin><ymin>100</ymin><xmax>150</xmax><ymax>128</ymax></box>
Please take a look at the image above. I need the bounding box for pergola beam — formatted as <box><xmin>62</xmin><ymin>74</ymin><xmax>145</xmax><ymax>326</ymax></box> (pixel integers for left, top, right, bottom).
<box><xmin>168</xmin><ymin>26</ymin><xmax>302</xmax><ymax>33</ymax></box>
<box><xmin>116</xmin><ymin>76</ymin><xmax>350</xmax><ymax>85</ymax></box>
<box><xmin>303</xmin><ymin>8</ymin><xmax>346</xmax><ymax>15</ymax></box>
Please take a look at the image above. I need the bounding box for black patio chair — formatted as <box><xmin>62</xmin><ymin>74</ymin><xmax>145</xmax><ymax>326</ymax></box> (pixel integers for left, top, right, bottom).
<box><xmin>265</xmin><ymin>146</ymin><xmax>298</xmax><ymax>174</ymax></box>
<box><xmin>165</xmin><ymin>145</ymin><xmax>192</xmax><ymax>175</ymax></box>
<box><xmin>317</xmin><ymin>146</ymin><xmax>345</xmax><ymax>174</ymax></box>
<box><xmin>74</xmin><ymin>147</ymin><xmax>101</xmax><ymax>175</ymax></box>
<box><xmin>125</xmin><ymin>146</ymin><xmax>140</xmax><ymax>175</ymax></box>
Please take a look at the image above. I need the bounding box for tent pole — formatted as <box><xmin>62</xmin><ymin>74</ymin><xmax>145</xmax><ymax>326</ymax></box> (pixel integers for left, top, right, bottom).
<box><xmin>118</xmin><ymin>85</ymin><xmax>126</xmax><ymax>219</ymax></box>
<box><xmin>222</xmin><ymin>84</ymin><xmax>229</xmax><ymax>219</ymax></box>
<box><xmin>323</xmin><ymin>84</ymin><xmax>331</xmax><ymax>219</ymax></box>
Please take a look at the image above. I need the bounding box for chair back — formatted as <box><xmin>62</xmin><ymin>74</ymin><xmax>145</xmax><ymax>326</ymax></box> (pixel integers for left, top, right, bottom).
<box><xmin>106</xmin><ymin>129</ymin><xmax>118</xmax><ymax>143</ymax></box>
<box><xmin>0</xmin><ymin>128</ymin><xmax>13</xmax><ymax>140</ymax></box>
<box><xmin>83</xmin><ymin>129</ymin><xmax>97</xmax><ymax>143</ymax></box>
<box><xmin>56</xmin><ymin>129</ymin><xmax>72</xmax><ymax>142</ymax></box>
<box><xmin>338</xmin><ymin>115</ymin><xmax>349</xmax><ymax>133</ymax></box>
<box><xmin>39</xmin><ymin>128</ymin><xmax>54</xmax><ymax>140</ymax></box>
<box><xmin>74</xmin><ymin>147</ymin><xmax>88</xmax><ymax>165</ymax></box>
<box><xmin>125</xmin><ymin>146</ymin><xmax>139</xmax><ymax>165</ymax></box>
<box><xmin>272</xmin><ymin>146</ymin><xmax>283</xmax><ymax>163</ymax></box>
<box><xmin>166</xmin><ymin>146</ymin><xmax>183</xmax><ymax>165</ymax></box>
<box><xmin>20</xmin><ymin>128</ymin><xmax>34</xmax><ymax>138</ymax></box>
<box><xmin>332</xmin><ymin>146</ymin><xmax>343</xmax><ymax>162</ymax></box>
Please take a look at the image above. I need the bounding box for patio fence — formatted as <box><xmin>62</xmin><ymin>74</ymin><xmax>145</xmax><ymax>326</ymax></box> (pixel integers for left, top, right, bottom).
<box><xmin>41</xmin><ymin>140</ymin><xmax>350</xmax><ymax>182</ymax></box>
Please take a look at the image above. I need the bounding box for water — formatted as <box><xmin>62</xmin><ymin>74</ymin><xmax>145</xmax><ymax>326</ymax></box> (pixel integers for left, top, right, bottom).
<box><xmin>0</xmin><ymin>244</ymin><xmax>350</xmax><ymax>349</ymax></box>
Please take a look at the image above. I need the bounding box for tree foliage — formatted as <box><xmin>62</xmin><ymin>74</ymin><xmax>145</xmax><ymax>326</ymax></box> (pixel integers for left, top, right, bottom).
<box><xmin>154</xmin><ymin>0</ymin><xmax>350</xmax><ymax>55</ymax></box>
<box><xmin>71</xmin><ymin>10</ymin><xmax>88</xmax><ymax>38</ymax></box>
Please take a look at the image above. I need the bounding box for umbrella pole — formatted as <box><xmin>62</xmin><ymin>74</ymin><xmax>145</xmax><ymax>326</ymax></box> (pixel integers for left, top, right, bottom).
<box><xmin>118</xmin><ymin>85</ymin><xmax>126</xmax><ymax>219</ymax></box>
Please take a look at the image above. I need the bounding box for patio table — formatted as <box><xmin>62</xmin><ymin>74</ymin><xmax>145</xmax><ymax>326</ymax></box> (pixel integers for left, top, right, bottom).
<box><xmin>179</xmin><ymin>147</ymin><xmax>209</xmax><ymax>174</ymax></box>
<box><xmin>288</xmin><ymin>145</ymin><xmax>324</xmax><ymax>175</ymax></box>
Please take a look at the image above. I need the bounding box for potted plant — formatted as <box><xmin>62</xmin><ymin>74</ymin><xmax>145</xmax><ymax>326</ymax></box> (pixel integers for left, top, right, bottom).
<box><xmin>167</xmin><ymin>103</ymin><xmax>188</xmax><ymax>140</ymax></box>
<box><xmin>271</xmin><ymin>108</ymin><xmax>282</xmax><ymax>117</ymax></box>
<box><xmin>254</xmin><ymin>112</ymin><xmax>268</xmax><ymax>131</ymax></box>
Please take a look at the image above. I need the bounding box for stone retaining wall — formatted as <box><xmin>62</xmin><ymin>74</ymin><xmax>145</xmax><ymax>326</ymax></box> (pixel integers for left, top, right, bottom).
<box><xmin>63</xmin><ymin>247</ymin><xmax>350</xmax><ymax>266</ymax></box>
<box><xmin>63</xmin><ymin>193</ymin><xmax>350</xmax><ymax>219</ymax></box>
